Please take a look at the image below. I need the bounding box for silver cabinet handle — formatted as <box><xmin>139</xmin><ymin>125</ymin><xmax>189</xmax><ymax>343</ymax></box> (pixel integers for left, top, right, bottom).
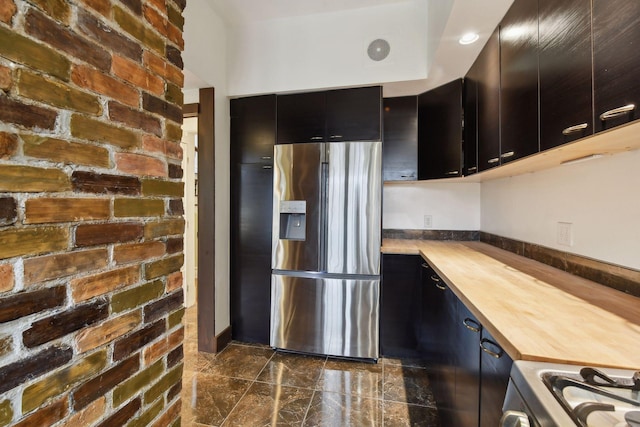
<box><xmin>467</xmin><ymin>166</ymin><xmax>477</xmax><ymax>172</ymax></box>
<box><xmin>262</xmin><ymin>165</ymin><xmax>272</xmax><ymax>170</ymax></box>
<box><xmin>488</xmin><ymin>157</ymin><xmax>500</xmax><ymax>164</ymax></box>
<box><xmin>500</xmin><ymin>151</ymin><xmax>515</xmax><ymax>159</ymax></box>
<box><xmin>463</xmin><ymin>318</ymin><xmax>481</xmax><ymax>333</ymax></box>
<box><xmin>430</xmin><ymin>275</ymin><xmax>447</xmax><ymax>290</ymax></box>
<box><xmin>261</xmin><ymin>156</ymin><xmax>272</xmax><ymax>160</ymax></box>
<box><xmin>599</xmin><ymin>104</ymin><xmax>635</xmax><ymax>121</ymax></box>
<box><xmin>329</xmin><ymin>135</ymin><xmax>343</xmax><ymax>139</ymax></box>
<box><xmin>562</xmin><ymin>123</ymin><xmax>588</xmax><ymax>135</ymax></box>
<box><xmin>480</xmin><ymin>338</ymin><xmax>504</xmax><ymax>358</ymax></box>
<box><xmin>445</xmin><ymin>170</ymin><xmax>459</xmax><ymax>175</ymax></box>
<box><xmin>500</xmin><ymin>411</ymin><xmax>531</xmax><ymax>427</ymax></box>
<box><xmin>310</xmin><ymin>136</ymin><xmax>323</xmax><ymax>141</ymax></box>
<box><xmin>421</xmin><ymin>263</ymin><xmax>430</xmax><ymax>269</ymax></box>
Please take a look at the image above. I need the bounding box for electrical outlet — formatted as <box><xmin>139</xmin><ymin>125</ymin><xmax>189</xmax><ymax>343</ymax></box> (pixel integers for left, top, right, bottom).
<box><xmin>424</xmin><ymin>215</ymin><xmax>433</xmax><ymax>229</ymax></box>
<box><xmin>557</xmin><ymin>222</ymin><xmax>573</xmax><ymax>246</ymax></box>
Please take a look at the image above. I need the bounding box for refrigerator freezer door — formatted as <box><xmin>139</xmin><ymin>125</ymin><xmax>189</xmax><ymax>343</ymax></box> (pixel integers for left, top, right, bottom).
<box><xmin>272</xmin><ymin>143</ymin><xmax>324</xmax><ymax>272</ymax></box>
<box><xmin>270</xmin><ymin>273</ymin><xmax>380</xmax><ymax>359</ymax></box>
<box><xmin>326</xmin><ymin>141</ymin><xmax>382</xmax><ymax>275</ymax></box>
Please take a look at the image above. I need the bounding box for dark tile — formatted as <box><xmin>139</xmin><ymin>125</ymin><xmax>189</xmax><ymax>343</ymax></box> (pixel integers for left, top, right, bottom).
<box><xmin>384</xmin><ymin>365</ymin><xmax>436</xmax><ymax>407</ymax></box>
<box><xmin>383</xmin><ymin>401</ymin><xmax>440</xmax><ymax>427</ymax></box>
<box><xmin>317</xmin><ymin>359</ymin><xmax>383</xmax><ymax>399</ymax></box>
<box><xmin>257</xmin><ymin>352</ymin><xmax>326</xmax><ymax>388</ymax></box>
<box><xmin>303</xmin><ymin>391</ymin><xmax>382</xmax><ymax>427</ymax></box>
<box><xmin>181</xmin><ymin>372</ymin><xmax>252</xmax><ymax>426</ymax></box>
<box><xmin>205</xmin><ymin>343</ymin><xmax>274</xmax><ymax>380</ymax></box>
<box><xmin>223</xmin><ymin>382</ymin><xmax>314</xmax><ymax>426</ymax></box>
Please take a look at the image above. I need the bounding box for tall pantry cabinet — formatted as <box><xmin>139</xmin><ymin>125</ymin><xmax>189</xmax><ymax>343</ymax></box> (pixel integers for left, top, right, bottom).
<box><xmin>230</xmin><ymin>95</ymin><xmax>276</xmax><ymax>344</ymax></box>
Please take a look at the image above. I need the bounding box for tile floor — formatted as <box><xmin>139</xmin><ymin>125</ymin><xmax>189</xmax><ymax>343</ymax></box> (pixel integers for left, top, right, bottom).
<box><xmin>181</xmin><ymin>307</ymin><xmax>440</xmax><ymax>426</ymax></box>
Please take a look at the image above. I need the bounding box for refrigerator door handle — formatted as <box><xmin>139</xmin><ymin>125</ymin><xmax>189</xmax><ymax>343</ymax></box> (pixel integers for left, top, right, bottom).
<box><xmin>319</xmin><ymin>160</ymin><xmax>329</xmax><ymax>272</ymax></box>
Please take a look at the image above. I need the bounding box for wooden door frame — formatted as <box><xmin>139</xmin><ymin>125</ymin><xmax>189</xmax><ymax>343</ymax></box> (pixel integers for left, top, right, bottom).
<box><xmin>184</xmin><ymin>87</ymin><xmax>223</xmax><ymax>353</ymax></box>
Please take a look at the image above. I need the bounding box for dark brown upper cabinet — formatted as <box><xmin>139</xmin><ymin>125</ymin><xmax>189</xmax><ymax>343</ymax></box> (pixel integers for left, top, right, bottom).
<box><xmin>476</xmin><ymin>28</ymin><xmax>502</xmax><ymax>172</ymax></box>
<box><xmin>593</xmin><ymin>0</ymin><xmax>640</xmax><ymax>132</ymax></box>
<box><xmin>230</xmin><ymin>95</ymin><xmax>277</xmax><ymax>164</ymax></box>
<box><xmin>499</xmin><ymin>0</ymin><xmax>539</xmax><ymax>164</ymax></box>
<box><xmin>326</xmin><ymin>86</ymin><xmax>382</xmax><ymax>142</ymax></box>
<box><xmin>276</xmin><ymin>86</ymin><xmax>381</xmax><ymax>144</ymax></box>
<box><xmin>539</xmin><ymin>0</ymin><xmax>593</xmax><ymax>150</ymax></box>
<box><xmin>276</xmin><ymin>91</ymin><xmax>326</xmax><ymax>143</ymax></box>
<box><xmin>418</xmin><ymin>79</ymin><xmax>463</xmax><ymax>180</ymax></box>
<box><xmin>464</xmin><ymin>58</ymin><xmax>479</xmax><ymax>176</ymax></box>
<box><xmin>382</xmin><ymin>96</ymin><xmax>418</xmax><ymax>181</ymax></box>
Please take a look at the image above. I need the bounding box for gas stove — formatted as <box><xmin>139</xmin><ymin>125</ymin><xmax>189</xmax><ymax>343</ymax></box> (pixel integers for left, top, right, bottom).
<box><xmin>502</xmin><ymin>361</ymin><xmax>640</xmax><ymax>427</ymax></box>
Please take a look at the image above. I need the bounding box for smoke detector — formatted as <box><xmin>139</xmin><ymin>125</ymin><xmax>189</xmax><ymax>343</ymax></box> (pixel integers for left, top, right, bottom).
<box><xmin>367</xmin><ymin>39</ymin><xmax>391</xmax><ymax>61</ymax></box>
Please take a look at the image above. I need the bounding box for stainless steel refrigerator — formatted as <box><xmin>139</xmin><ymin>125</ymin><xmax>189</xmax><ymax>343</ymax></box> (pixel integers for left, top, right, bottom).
<box><xmin>270</xmin><ymin>141</ymin><xmax>382</xmax><ymax>360</ymax></box>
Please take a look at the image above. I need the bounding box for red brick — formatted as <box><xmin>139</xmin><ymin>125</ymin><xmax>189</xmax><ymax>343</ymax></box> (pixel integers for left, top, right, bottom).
<box><xmin>143</xmin><ymin>92</ymin><xmax>182</xmax><ymax>123</ymax></box>
<box><xmin>23</xmin><ymin>248</ymin><xmax>108</xmax><ymax>285</ymax></box>
<box><xmin>64</xmin><ymin>397</ymin><xmax>105</xmax><ymax>427</ymax></box>
<box><xmin>75</xmin><ymin>222</ymin><xmax>144</xmax><ymax>247</ymax></box>
<box><xmin>143</xmin><ymin>50</ymin><xmax>183</xmax><ymax>87</ymax></box>
<box><xmin>0</xmin><ymin>64</ymin><xmax>11</xmax><ymax>91</ymax></box>
<box><xmin>112</xmin><ymin>54</ymin><xmax>164</xmax><ymax>95</ymax></box>
<box><xmin>73</xmin><ymin>355</ymin><xmax>139</xmax><ymax>410</ymax></box>
<box><xmin>76</xmin><ymin>311</ymin><xmax>142</xmax><ymax>353</ymax></box>
<box><xmin>77</xmin><ymin>9</ymin><xmax>142</xmax><ymax>61</ymax></box>
<box><xmin>71</xmin><ymin>265</ymin><xmax>140</xmax><ymax>302</ymax></box>
<box><xmin>166</xmin><ymin>44</ymin><xmax>183</xmax><ymax>69</ymax></box>
<box><xmin>23</xmin><ymin>298</ymin><xmax>109</xmax><ymax>348</ymax></box>
<box><xmin>0</xmin><ymin>263</ymin><xmax>14</xmax><ymax>293</ymax></box>
<box><xmin>0</xmin><ymin>0</ymin><xmax>16</xmax><ymax>24</ymax></box>
<box><xmin>109</xmin><ymin>101</ymin><xmax>162</xmax><ymax>137</ymax></box>
<box><xmin>95</xmin><ymin>397</ymin><xmax>140</xmax><ymax>427</ymax></box>
<box><xmin>25</xmin><ymin>8</ymin><xmax>111</xmax><ymax>72</ymax></box>
<box><xmin>72</xmin><ymin>64</ymin><xmax>139</xmax><ymax>107</ymax></box>
<box><xmin>76</xmin><ymin>0</ymin><xmax>109</xmax><ymax>17</ymax></box>
<box><xmin>0</xmin><ymin>196</ymin><xmax>17</xmax><ymax>226</ymax></box>
<box><xmin>167</xmin><ymin>271</ymin><xmax>182</xmax><ymax>292</ymax></box>
<box><xmin>147</xmin><ymin>0</ymin><xmax>166</xmax><ymax>14</ymax></box>
<box><xmin>72</xmin><ymin>171</ymin><xmax>141</xmax><ymax>195</ymax></box>
<box><xmin>143</xmin><ymin>135</ymin><xmax>183</xmax><ymax>160</ymax></box>
<box><xmin>0</xmin><ymin>94</ymin><xmax>58</xmax><ymax>130</ymax></box>
<box><xmin>115</xmin><ymin>152</ymin><xmax>167</xmax><ymax>177</ymax></box>
<box><xmin>113</xmin><ymin>319</ymin><xmax>165</xmax><ymax>361</ymax></box>
<box><xmin>168</xmin><ymin>163</ymin><xmax>183</xmax><ymax>179</ymax></box>
<box><xmin>114</xmin><ymin>241</ymin><xmax>166</xmax><ymax>264</ymax></box>
<box><xmin>14</xmin><ymin>397</ymin><xmax>68</xmax><ymax>427</ymax></box>
<box><xmin>0</xmin><ymin>132</ymin><xmax>16</xmax><ymax>159</ymax></box>
<box><xmin>0</xmin><ymin>345</ymin><xmax>72</xmax><ymax>394</ymax></box>
<box><xmin>143</xmin><ymin>4</ymin><xmax>169</xmax><ymax>38</ymax></box>
<box><xmin>143</xmin><ymin>289</ymin><xmax>183</xmax><ymax>323</ymax></box>
<box><xmin>0</xmin><ymin>286</ymin><xmax>66</xmax><ymax>323</ymax></box>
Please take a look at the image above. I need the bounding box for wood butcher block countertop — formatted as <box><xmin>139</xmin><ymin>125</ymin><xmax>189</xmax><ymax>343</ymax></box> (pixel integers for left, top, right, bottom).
<box><xmin>381</xmin><ymin>239</ymin><xmax>640</xmax><ymax>369</ymax></box>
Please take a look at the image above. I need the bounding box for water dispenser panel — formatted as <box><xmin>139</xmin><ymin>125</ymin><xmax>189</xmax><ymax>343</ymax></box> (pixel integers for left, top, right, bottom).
<box><xmin>279</xmin><ymin>200</ymin><xmax>306</xmax><ymax>240</ymax></box>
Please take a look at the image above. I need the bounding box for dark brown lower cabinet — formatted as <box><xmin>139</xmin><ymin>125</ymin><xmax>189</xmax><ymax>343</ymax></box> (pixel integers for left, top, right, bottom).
<box><xmin>230</xmin><ymin>163</ymin><xmax>273</xmax><ymax>344</ymax></box>
<box><xmin>382</xmin><ymin>254</ymin><xmax>511</xmax><ymax>427</ymax></box>
<box><xmin>480</xmin><ymin>328</ymin><xmax>513</xmax><ymax>427</ymax></box>
<box><xmin>380</xmin><ymin>254</ymin><xmax>422</xmax><ymax>358</ymax></box>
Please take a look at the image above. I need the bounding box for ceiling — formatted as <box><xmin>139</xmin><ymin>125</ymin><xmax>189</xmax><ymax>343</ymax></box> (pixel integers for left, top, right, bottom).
<box><xmin>208</xmin><ymin>0</ymin><xmax>414</xmax><ymax>24</ymax></box>
<box><xmin>195</xmin><ymin>0</ymin><xmax>514</xmax><ymax>95</ymax></box>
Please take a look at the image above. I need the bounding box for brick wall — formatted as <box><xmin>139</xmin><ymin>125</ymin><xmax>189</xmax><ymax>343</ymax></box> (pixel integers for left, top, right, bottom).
<box><xmin>0</xmin><ymin>0</ymin><xmax>186</xmax><ymax>425</ymax></box>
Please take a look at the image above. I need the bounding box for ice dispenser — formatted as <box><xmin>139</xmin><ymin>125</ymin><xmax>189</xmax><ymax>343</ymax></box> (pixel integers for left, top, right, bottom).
<box><xmin>279</xmin><ymin>200</ymin><xmax>306</xmax><ymax>240</ymax></box>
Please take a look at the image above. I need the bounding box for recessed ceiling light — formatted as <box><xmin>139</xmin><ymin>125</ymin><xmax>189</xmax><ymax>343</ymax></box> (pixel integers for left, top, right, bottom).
<box><xmin>459</xmin><ymin>32</ymin><xmax>479</xmax><ymax>45</ymax></box>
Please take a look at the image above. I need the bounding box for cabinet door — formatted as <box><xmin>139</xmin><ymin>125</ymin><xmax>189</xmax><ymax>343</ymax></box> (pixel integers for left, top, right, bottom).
<box><xmin>382</xmin><ymin>96</ymin><xmax>418</xmax><ymax>181</ymax></box>
<box><xmin>499</xmin><ymin>0</ymin><xmax>539</xmax><ymax>163</ymax></box>
<box><xmin>417</xmin><ymin>79</ymin><xmax>463</xmax><ymax>180</ymax></box>
<box><xmin>276</xmin><ymin>91</ymin><xmax>326</xmax><ymax>143</ymax></box>
<box><xmin>380</xmin><ymin>254</ymin><xmax>422</xmax><ymax>357</ymax></box>
<box><xmin>480</xmin><ymin>328</ymin><xmax>513</xmax><ymax>427</ymax></box>
<box><xmin>326</xmin><ymin>86</ymin><xmax>382</xmax><ymax>142</ymax></box>
<box><xmin>230</xmin><ymin>95</ymin><xmax>277</xmax><ymax>163</ymax></box>
<box><xmin>477</xmin><ymin>28</ymin><xmax>501</xmax><ymax>172</ymax></box>
<box><xmin>455</xmin><ymin>301</ymin><xmax>481</xmax><ymax>427</ymax></box>
<box><xmin>231</xmin><ymin>163</ymin><xmax>273</xmax><ymax>344</ymax></box>
<box><xmin>464</xmin><ymin>69</ymin><xmax>479</xmax><ymax>176</ymax></box>
<box><xmin>539</xmin><ymin>0</ymin><xmax>592</xmax><ymax>150</ymax></box>
<box><xmin>593</xmin><ymin>0</ymin><xmax>640</xmax><ymax>132</ymax></box>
